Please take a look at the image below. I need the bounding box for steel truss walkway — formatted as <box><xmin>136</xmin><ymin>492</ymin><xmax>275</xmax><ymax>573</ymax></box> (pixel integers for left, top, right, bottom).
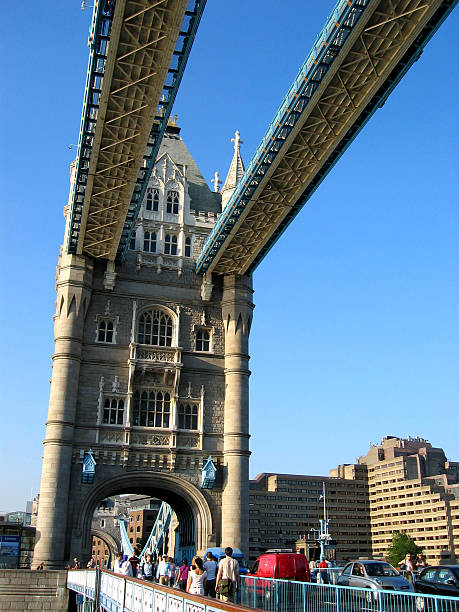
<box><xmin>67</xmin><ymin>0</ymin><xmax>205</xmax><ymax>262</ymax></box>
<box><xmin>196</xmin><ymin>0</ymin><xmax>457</xmax><ymax>276</ymax></box>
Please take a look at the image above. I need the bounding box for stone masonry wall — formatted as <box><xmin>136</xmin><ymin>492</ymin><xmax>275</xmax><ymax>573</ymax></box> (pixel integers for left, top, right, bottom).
<box><xmin>0</xmin><ymin>570</ymin><xmax>69</xmax><ymax>610</ymax></box>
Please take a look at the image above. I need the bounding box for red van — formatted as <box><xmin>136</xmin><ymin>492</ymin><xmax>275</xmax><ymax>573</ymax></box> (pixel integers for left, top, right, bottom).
<box><xmin>248</xmin><ymin>552</ymin><xmax>310</xmax><ymax>582</ymax></box>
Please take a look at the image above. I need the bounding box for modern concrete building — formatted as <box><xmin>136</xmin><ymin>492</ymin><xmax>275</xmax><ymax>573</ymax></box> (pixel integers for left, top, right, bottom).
<box><xmin>355</xmin><ymin>436</ymin><xmax>459</xmax><ymax>564</ymax></box>
<box><xmin>247</xmin><ymin>437</ymin><xmax>458</xmax><ymax>565</ymax></box>
<box><xmin>33</xmin><ymin>123</ymin><xmax>253</xmax><ymax>568</ymax></box>
<box><xmin>248</xmin><ymin>470</ymin><xmax>371</xmax><ymax>563</ymax></box>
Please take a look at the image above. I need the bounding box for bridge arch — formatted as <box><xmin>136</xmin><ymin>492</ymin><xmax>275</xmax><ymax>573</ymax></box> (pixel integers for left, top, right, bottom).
<box><xmin>75</xmin><ymin>471</ymin><xmax>213</xmax><ymax>563</ymax></box>
<box><xmin>90</xmin><ymin>527</ymin><xmax>118</xmax><ymax>567</ymax></box>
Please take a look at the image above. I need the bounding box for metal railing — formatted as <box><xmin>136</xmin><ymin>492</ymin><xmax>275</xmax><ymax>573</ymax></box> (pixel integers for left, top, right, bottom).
<box><xmin>67</xmin><ymin>569</ymin><xmax>251</xmax><ymax>611</ymax></box>
<box><xmin>240</xmin><ymin>575</ymin><xmax>459</xmax><ymax>612</ymax></box>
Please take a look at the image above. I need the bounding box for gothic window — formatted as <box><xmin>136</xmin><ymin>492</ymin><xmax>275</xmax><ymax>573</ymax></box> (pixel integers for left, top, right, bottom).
<box><xmin>97</xmin><ymin>319</ymin><xmax>114</xmax><ymax>343</ymax></box>
<box><xmin>164</xmin><ymin>234</ymin><xmax>177</xmax><ymax>255</ymax></box>
<box><xmin>166</xmin><ymin>190</ymin><xmax>179</xmax><ymax>214</ymax></box>
<box><xmin>129</xmin><ymin>231</ymin><xmax>136</xmax><ymax>250</ymax></box>
<box><xmin>132</xmin><ymin>390</ymin><xmax>171</xmax><ymax>427</ymax></box>
<box><xmin>103</xmin><ymin>398</ymin><xmax>124</xmax><ymax>425</ymax></box>
<box><xmin>146</xmin><ymin>189</ymin><xmax>159</xmax><ymax>211</ymax></box>
<box><xmin>184</xmin><ymin>236</ymin><xmax>191</xmax><ymax>257</ymax></box>
<box><xmin>178</xmin><ymin>403</ymin><xmax>198</xmax><ymax>430</ymax></box>
<box><xmin>143</xmin><ymin>231</ymin><xmax>157</xmax><ymax>253</ymax></box>
<box><xmin>196</xmin><ymin>329</ymin><xmax>210</xmax><ymax>352</ymax></box>
<box><xmin>137</xmin><ymin>309</ymin><xmax>173</xmax><ymax>346</ymax></box>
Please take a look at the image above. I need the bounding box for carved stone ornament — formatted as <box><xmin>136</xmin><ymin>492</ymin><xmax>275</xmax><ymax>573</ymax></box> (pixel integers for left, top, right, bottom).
<box><xmin>100</xmin><ymin>431</ymin><xmax>123</xmax><ymax>444</ymax></box>
<box><xmin>131</xmin><ymin>433</ymin><xmax>170</xmax><ymax>447</ymax></box>
<box><xmin>180</xmin><ymin>436</ymin><xmax>199</xmax><ymax>448</ymax></box>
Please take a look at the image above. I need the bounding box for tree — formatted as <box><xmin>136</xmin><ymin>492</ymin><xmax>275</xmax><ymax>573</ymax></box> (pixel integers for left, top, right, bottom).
<box><xmin>387</xmin><ymin>531</ymin><xmax>423</xmax><ymax>567</ymax></box>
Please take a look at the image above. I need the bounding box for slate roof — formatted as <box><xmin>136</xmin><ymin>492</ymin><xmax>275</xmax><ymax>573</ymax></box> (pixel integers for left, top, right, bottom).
<box><xmin>158</xmin><ymin>129</ymin><xmax>222</xmax><ymax>214</ymax></box>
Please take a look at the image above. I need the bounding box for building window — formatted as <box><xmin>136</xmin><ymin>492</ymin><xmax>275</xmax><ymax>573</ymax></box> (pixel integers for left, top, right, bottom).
<box><xmin>100</xmin><ymin>519</ymin><xmax>105</xmax><ymax>528</ymax></box>
<box><xmin>166</xmin><ymin>190</ymin><xmax>179</xmax><ymax>214</ymax></box>
<box><xmin>97</xmin><ymin>319</ymin><xmax>114</xmax><ymax>343</ymax></box>
<box><xmin>137</xmin><ymin>310</ymin><xmax>173</xmax><ymax>346</ymax></box>
<box><xmin>143</xmin><ymin>231</ymin><xmax>157</xmax><ymax>253</ymax></box>
<box><xmin>184</xmin><ymin>236</ymin><xmax>191</xmax><ymax>257</ymax></box>
<box><xmin>132</xmin><ymin>390</ymin><xmax>171</xmax><ymax>428</ymax></box>
<box><xmin>146</xmin><ymin>189</ymin><xmax>159</xmax><ymax>211</ymax></box>
<box><xmin>103</xmin><ymin>398</ymin><xmax>124</xmax><ymax>425</ymax></box>
<box><xmin>129</xmin><ymin>231</ymin><xmax>136</xmax><ymax>250</ymax></box>
<box><xmin>178</xmin><ymin>403</ymin><xmax>198</xmax><ymax>430</ymax></box>
<box><xmin>196</xmin><ymin>329</ymin><xmax>210</xmax><ymax>352</ymax></box>
<box><xmin>164</xmin><ymin>234</ymin><xmax>177</xmax><ymax>255</ymax></box>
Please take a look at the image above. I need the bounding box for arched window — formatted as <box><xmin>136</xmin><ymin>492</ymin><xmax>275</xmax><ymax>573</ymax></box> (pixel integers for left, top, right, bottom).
<box><xmin>164</xmin><ymin>234</ymin><xmax>177</xmax><ymax>255</ymax></box>
<box><xmin>143</xmin><ymin>231</ymin><xmax>157</xmax><ymax>253</ymax></box>
<box><xmin>178</xmin><ymin>404</ymin><xmax>198</xmax><ymax>430</ymax></box>
<box><xmin>129</xmin><ymin>230</ymin><xmax>136</xmax><ymax>250</ymax></box>
<box><xmin>185</xmin><ymin>236</ymin><xmax>191</xmax><ymax>257</ymax></box>
<box><xmin>196</xmin><ymin>329</ymin><xmax>210</xmax><ymax>352</ymax></box>
<box><xmin>98</xmin><ymin>319</ymin><xmax>114</xmax><ymax>343</ymax></box>
<box><xmin>133</xmin><ymin>390</ymin><xmax>171</xmax><ymax>428</ymax></box>
<box><xmin>166</xmin><ymin>190</ymin><xmax>179</xmax><ymax>214</ymax></box>
<box><xmin>103</xmin><ymin>398</ymin><xmax>124</xmax><ymax>425</ymax></box>
<box><xmin>137</xmin><ymin>309</ymin><xmax>173</xmax><ymax>346</ymax></box>
<box><xmin>146</xmin><ymin>188</ymin><xmax>159</xmax><ymax>211</ymax></box>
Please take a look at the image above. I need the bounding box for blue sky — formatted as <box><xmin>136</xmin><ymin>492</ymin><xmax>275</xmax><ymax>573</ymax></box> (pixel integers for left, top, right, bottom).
<box><xmin>0</xmin><ymin>2</ymin><xmax>457</xmax><ymax>512</ymax></box>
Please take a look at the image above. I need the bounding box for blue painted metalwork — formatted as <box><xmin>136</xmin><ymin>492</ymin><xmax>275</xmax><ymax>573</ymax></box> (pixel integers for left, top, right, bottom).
<box><xmin>201</xmin><ymin>456</ymin><xmax>216</xmax><ymax>489</ymax></box>
<box><xmin>82</xmin><ymin>450</ymin><xmax>96</xmax><ymax>484</ymax></box>
<box><xmin>137</xmin><ymin>501</ymin><xmax>171</xmax><ymax>559</ymax></box>
<box><xmin>119</xmin><ymin>519</ymin><xmax>133</xmax><ymax>557</ymax></box>
<box><xmin>196</xmin><ymin>0</ymin><xmax>459</xmax><ymax>275</ymax></box>
<box><xmin>67</xmin><ymin>0</ymin><xmax>207</xmax><ymax>261</ymax></box>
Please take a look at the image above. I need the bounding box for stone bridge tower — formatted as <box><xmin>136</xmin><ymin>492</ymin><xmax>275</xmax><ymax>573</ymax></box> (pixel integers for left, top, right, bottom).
<box><xmin>33</xmin><ymin>124</ymin><xmax>253</xmax><ymax>568</ymax></box>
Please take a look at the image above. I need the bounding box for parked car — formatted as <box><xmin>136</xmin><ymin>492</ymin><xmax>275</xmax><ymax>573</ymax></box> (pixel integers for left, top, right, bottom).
<box><xmin>415</xmin><ymin>566</ymin><xmax>459</xmax><ymax>597</ymax></box>
<box><xmin>337</xmin><ymin>560</ymin><xmax>413</xmax><ymax>599</ymax></box>
<box><xmin>247</xmin><ymin>552</ymin><xmax>310</xmax><ymax>581</ymax></box>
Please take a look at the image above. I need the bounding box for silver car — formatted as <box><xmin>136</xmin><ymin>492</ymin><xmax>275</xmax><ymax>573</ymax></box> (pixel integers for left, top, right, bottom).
<box><xmin>338</xmin><ymin>560</ymin><xmax>413</xmax><ymax>598</ymax></box>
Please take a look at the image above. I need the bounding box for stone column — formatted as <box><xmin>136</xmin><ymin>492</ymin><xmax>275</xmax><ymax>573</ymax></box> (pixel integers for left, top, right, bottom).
<box><xmin>33</xmin><ymin>254</ymin><xmax>93</xmax><ymax>568</ymax></box>
<box><xmin>221</xmin><ymin>275</ymin><xmax>254</xmax><ymax>557</ymax></box>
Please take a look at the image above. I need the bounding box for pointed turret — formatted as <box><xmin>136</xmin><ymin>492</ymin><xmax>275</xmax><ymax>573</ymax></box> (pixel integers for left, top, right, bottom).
<box><xmin>220</xmin><ymin>130</ymin><xmax>245</xmax><ymax>208</ymax></box>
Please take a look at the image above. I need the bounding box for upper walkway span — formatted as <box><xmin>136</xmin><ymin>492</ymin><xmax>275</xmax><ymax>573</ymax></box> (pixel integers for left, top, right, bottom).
<box><xmin>196</xmin><ymin>0</ymin><xmax>457</xmax><ymax>276</ymax></box>
<box><xmin>67</xmin><ymin>0</ymin><xmax>205</xmax><ymax>262</ymax></box>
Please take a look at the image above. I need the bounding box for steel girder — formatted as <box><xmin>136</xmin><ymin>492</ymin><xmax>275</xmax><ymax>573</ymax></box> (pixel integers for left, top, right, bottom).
<box><xmin>67</xmin><ymin>0</ymin><xmax>206</xmax><ymax>261</ymax></box>
<box><xmin>196</xmin><ymin>0</ymin><xmax>457</xmax><ymax>276</ymax></box>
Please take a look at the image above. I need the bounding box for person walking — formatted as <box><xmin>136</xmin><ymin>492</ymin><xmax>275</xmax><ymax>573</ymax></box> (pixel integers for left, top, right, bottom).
<box><xmin>140</xmin><ymin>554</ymin><xmax>154</xmax><ymax>581</ymax></box>
<box><xmin>203</xmin><ymin>552</ymin><xmax>218</xmax><ymax>597</ymax></box>
<box><xmin>129</xmin><ymin>548</ymin><xmax>140</xmax><ymax>577</ymax></box>
<box><xmin>215</xmin><ymin>547</ymin><xmax>240</xmax><ymax>603</ymax></box>
<box><xmin>186</xmin><ymin>556</ymin><xmax>207</xmax><ymax>596</ymax></box>
<box><xmin>156</xmin><ymin>555</ymin><xmax>172</xmax><ymax>585</ymax></box>
<box><xmin>175</xmin><ymin>559</ymin><xmax>189</xmax><ymax>591</ymax></box>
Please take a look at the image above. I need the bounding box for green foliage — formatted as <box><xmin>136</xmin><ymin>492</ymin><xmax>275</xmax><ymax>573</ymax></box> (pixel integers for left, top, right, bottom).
<box><xmin>387</xmin><ymin>531</ymin><xmax>423</xmax><ymax>567</ymax></box>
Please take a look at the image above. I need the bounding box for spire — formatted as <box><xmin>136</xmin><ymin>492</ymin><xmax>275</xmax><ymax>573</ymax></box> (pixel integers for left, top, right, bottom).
<box><xmin>220</xmin><ymin>130</ymin><xmax>245</xmax><ymax>208</ymax></box>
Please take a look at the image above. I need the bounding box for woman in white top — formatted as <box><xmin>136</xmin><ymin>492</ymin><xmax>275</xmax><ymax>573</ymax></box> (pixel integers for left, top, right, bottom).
<box><xmin>186</xmin><ymin>556</ymin><xmax>207</xmax><ymax>596</ymax></box>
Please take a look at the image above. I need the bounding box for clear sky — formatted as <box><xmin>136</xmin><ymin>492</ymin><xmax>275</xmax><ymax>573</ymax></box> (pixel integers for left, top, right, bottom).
<box><xmin>0</xmin><ymin>2</ymin><xmax>457</xmax><ymax>512</ymax></box>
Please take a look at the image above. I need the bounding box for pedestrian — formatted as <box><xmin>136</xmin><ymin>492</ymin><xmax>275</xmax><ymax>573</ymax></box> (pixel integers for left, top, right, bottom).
<box><xmin>156</xmin><ymin>555</ymin><xmax>172</xmax><ymax>585</ymax></box>
<box><xmin>72</xmin><ymin>557</ymin><xmax>80</xmax><ymax>569</ymax></box>
<box><xmin>114</xmin><ymin>552</ymin><xmax>133</xmax><ymax>576</ymax></box>
<box><xmin>113</xmin><ymin>553</ymin><xmax>124</xmax><ymax>574</ymax></box>
<box><xmin>140</xmin><ymin>554</ymin><xmax>154</xmax><ymax>581</ymax></box>
<box><xmin>168</xmin><ymin>557</ymin><xmax>176</xmax><ymax>587</ymax></box>
<box><xmin>175</xmin><ymin>558</ymin><xmax>189</xmax><ymax>590</ymax></box>
<box><xmin>36</xmin><ymin>562</ymin><xmax>44</xmax><ymax>571</ymax></box>
<box><xmin>415</xmin><ymin>554</ymin><xmax>426</xmax><ymax>571</ymax></box>
<box><xmin>129</xmin><ymin>548</ymin><xmax>140</xmax><ymax>577</ymax></box>
<box><xmin>317</xmin><ymin>557</ymin><xmax>329</xmax><ymax>584</ymax></box>
<box><xmin>186</xmin><ymin>556</ymin><xmax>207</xmax><ymax>596</ymax></box>
<box><xmin>86</xmin><ymin>557</ymin><xmax>96</xmax><ymax>569</ymax></box>
<box><xmin>215</xmin><ymin>546</ymin><xmax>240</xmax><ymax>603</ymax></box>
<box><xmin>203</xmin><ymin>552</ymin><xmax>218</xmax><ymax>597</ymax></box>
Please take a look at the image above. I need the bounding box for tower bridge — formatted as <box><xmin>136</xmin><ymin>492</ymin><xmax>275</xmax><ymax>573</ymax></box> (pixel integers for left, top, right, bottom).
<box><xmin>33</xmin><ymin>0</ymin><xmax>456</xmax><ymax>568</ymax></box>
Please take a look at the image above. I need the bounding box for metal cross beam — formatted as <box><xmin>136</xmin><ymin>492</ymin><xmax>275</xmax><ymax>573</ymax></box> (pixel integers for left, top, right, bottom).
<box><xmin>67</xmin><ymin>0</ymin><xmax>206</xmax><ymax>262</ymax></box>
<box><xmin>196</xmin><ymin>0</ymin><xmax>457</xmax><ymax>276</ymax></box>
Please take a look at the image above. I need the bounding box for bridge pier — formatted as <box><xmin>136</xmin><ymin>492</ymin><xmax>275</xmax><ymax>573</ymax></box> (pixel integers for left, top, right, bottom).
<box><xmin>33</xmin><ymin>254</ymin><xmax>93</xmax><ymax>569</ymax></box>
<box><xmin>221</xmin><ymin>275</ymin><xmax>253</xmax><ymax>557</ymax></box>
